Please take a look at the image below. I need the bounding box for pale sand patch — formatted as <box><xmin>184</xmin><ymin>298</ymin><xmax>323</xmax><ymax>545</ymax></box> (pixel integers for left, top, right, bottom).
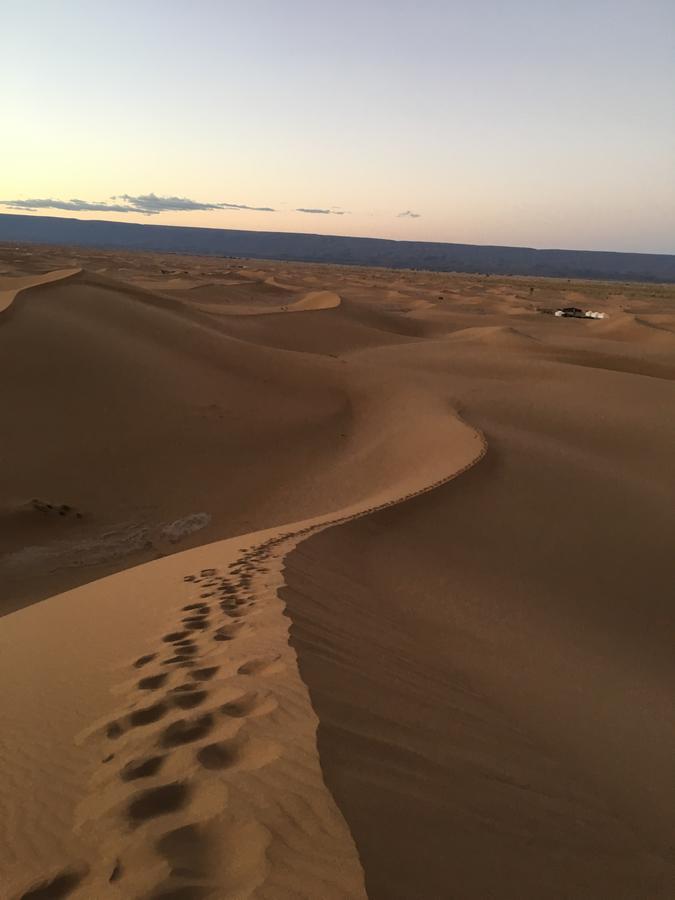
<box><xmin>288</xmin><ymin>289</ymin><xmax>341</xmax><ymax>311</ymax></box>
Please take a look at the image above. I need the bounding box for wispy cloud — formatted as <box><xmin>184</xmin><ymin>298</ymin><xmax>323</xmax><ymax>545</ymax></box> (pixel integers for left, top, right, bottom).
<box><xmin>115</xmin><ymin>194</ymin><xmax>275</xmax><ymax>214</ymax></box>
<box><xmin>0</xmin><ymin>193</ymin><xmax>276</xmax><ymax>216</ymax></box>
<box><xmin>296</xmin><ymin>207</ymin><xmax>347</xmax><ymax>215</ymax></box>
<box><xmin>220</xmin><ymin>201</ymin><xmax>275</xmax><ymax>212</ymax></box>
<box><xmin>1</xmin><ymin>198</ymin><xmax>139</xmax><ymax>214</ymax></box>
<box><xmin>397</xmin><ymin>210</ymin><xmax>421</xmax><ymax>218</ymax></box>
<box><xmin>2</xmin><ymin>194</ymin><xmax>363</xmax><ymax>220</ymax></box>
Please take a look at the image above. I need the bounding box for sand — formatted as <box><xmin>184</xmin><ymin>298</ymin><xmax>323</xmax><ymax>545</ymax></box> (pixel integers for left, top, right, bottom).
<box><xmin>0</xmin><ymin>267</ymin><xmax>81</xmax><ymax>312</ymax></box>
<box><xmin>1</xmin><ymin>242</ymin><xmax>674</xmax><ymax>898</ymax></box>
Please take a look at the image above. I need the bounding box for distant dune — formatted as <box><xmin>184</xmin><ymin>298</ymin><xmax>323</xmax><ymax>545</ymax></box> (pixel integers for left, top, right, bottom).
<box><xmin>1</xmin><ymin>243</ymin><xmax>674</xmax><ymax>899</ymax></box>
<box><xmin>2</xmin><ymin>212</ymin><xmax>675</xmax><ymax>281</ymax></box>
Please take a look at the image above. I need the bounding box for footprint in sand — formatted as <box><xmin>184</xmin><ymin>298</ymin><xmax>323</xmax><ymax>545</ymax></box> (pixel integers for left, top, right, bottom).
<box><xmin>220</xmin><ymin>691</ymin><xmax>276</xmax><ymax>719</ymax></box>
<box><xmin>155</xmin><ymin>821</ymin><xmax>210</xmax><ymax>873</ymax></box>
<box><xmin>134</xmin><ymin>653</ymin><xmax>157</xmax><ymax>668</ymax></box>
<box><xmin>159</xmin><ymin>714</ymin><xmax>214</xmax><ymax>748</ymax></box>
<box><xmin>163</xmin><ymin>630</ymin><xmax>190</xmax><ymax>643</ymax></box>
<box><xmin>18</xmin><ymin>865</ymin><xmax>89</xmax><ymax>900</ymax></box>
<box><xmin>182</xmin><ymin>617</ymin><xmax>210</xmax><ymax>631</ymax></box>
<box><xmin>138</xmin><ymin>673</ymin><xmax>169</xmax><ymax>691</ymax></box>
<box><xmin>106</xmin><ymin>722</ymin><xmax>124</xmax><ymax>739</ymax></box>
<box><xmin>162</xmin><ymin>654</ymin><xmax>197</xmax><ymax>667</ymax></box>
<box><xmin>196</xmin><ymin>732</ymin><xmax>280</xmax><ymax>772</ymax></box>
<box><xmin>189</xmin><ymin>666</ymin><xmax>219</xmax><ymax>682</ymax></box>
<box><xmin>237</xmin><ymin>657</ymin><xmax>283</xmax><ymax>677</ymax></box>
<box><xmin>147</xmin><ymin>882</ymin><xmax>211</xmax><ymax>900</ymax></box>
<box><xmin>219</xmin><ymin>598</ymin><xmax>238</xmax><ymax>611</ymax></box>
<box><xmin>196</xmin><ymin>738</ymin><xmax>241</xmax><ymax>770</ymax></box>
<box><xmin>170</xmin><ymin>689</ymin><xmax>209</xmax><ymax>710</ymax></box>
<box><xmin>170</xmin><ymin>642</ymin><xmax>198</xmax><ymax>656</ymax></box>
<box><xmin>129</xmin><ymin>701</ymin><xmax>169</xmax><ymax>727</ymax></box>
<box><xmin>151</xmin><ymin>823</ymin><xmax>219</xmax><ymax>897</ymax></box>
<box><xmin>120</xmin><ymin>755</ymin><xmax>165</xmax><ymax>781</ymax></box>
<box><xmin>223</xmin><ymin>608</ymin><xmax>246</xmax><ymax>619</ymax></box>
<box><xmin>213</xmin><ymin>623</ymin><xmax>242</xmax><ymax>642</ymax></box>
<box><xmin>185</xmin><ymin>606</ymin><xmax>210</xmax><ymax>616</ymax></box>
<box><xmin>127</xmin><ymin>782</ymin><xmax>190</xmax><ymax>824</ymax></box>
<box><xmin>150</xmin><ymin>804</ymin><xmax>271</xmax><ymax>897</ymax></box>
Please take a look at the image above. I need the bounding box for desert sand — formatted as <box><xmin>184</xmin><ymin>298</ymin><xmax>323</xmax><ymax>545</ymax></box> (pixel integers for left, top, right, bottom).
<box><xmin>1</xmin><ymin>242</ymin><xmax>674</xmax><ymax>899</ymax></box>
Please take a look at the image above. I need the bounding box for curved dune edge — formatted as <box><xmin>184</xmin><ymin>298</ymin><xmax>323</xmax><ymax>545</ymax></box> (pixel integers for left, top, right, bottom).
<box><xmin>288</xmin><ymin>289</ymin><xmax>341</xmax><ymax>312</ymax></box>
<box><xmin>195</xmin><ymin>289</ymin><xmax>342</xmax><ymax>317</ymax></box>
<box><xmin>114</xmin><ymin>270</ymin><xmax>340</xmax><ymax>317</ymax></box>
<box><xmin>1</xmin><ymin>409</ymin><xmax>485</xmax><ymax>899</ymax></box>
<box><xmin>0</xmin><ymin>267</ymin><xmax>81</xmax><ymax>313</ymax></box>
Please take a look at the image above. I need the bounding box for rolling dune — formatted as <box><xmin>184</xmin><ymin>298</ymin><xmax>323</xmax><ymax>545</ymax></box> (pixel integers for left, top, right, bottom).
<box><xmin>0</xmin><ymin>267</ymin><xmax>81</xmax><ymax>312</ymax></box>
<box><xmin>1</xmin><ymin>243</ymin><xmax>674</xmax><ymax>898</ymax></box>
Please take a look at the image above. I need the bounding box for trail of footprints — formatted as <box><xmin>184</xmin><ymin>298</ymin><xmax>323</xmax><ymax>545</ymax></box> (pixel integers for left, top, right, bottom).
<box><xmin>117</xmin><ymin>542</ymin><xmax>285</xmax><ymax>899</ymax></box>
<box><xmin>19</xmin><ymin>440</ymin><xmax>488</xmax><ymax>899</ymax></box>
<box><xmin>20</xmin><ymin>539</ymin><xmax>292</xmax><ymax>900</ymax></box>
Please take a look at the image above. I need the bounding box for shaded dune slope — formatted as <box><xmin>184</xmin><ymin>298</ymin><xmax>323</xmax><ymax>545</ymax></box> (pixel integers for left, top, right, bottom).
<box><xmin>0</xmin><ymin>269</ymin><xmax>435</xmax><ymax>609</ymax></box>
<box><xmin>0</xmin><ymin>271</ymin><xmax>347</xmax><ymax>609</ymax></box>
<box><xmin>282</xmin><ymin>344</ymin><xmax>675</xmax><ymax>898</ymax></box>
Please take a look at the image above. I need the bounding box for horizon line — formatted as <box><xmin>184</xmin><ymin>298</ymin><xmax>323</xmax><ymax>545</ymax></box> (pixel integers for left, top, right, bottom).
<box><xmin>1</xmin><ymin>210</ymin><xmax>673</xmax><ymax>259</ymax></box>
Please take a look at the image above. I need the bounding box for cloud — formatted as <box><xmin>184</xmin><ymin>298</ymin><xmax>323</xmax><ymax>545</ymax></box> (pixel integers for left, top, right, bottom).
<box><xmin>220</xmin><ymin>201</ymin><xmax>275</xmax><ymax>212</ymax></box>
<box><xmin>115</xmin><ymin>194</ymin><xmax>275</xmax><ymax>214</ymax></box>
<box><xmin>296</xmin><ymin>207</ymin><xmax>346</xmax><ymax>215</ymax></box>
<box><xmin>397</xmin><ymin>210</ymin><xmax>421</xmax><ymax>218</ymax></box>
<box><xmin>114</xmin><ymin>194</ymin><xmax>224</xmax><ymax>214</ymax></box>
<box><xmin>0</xmin><ymin>193</ymin><xmax>276</xmax><ymax>216</ymax></box>
<box><xmin>1</xmin><ymin>198</ymin><xmax>139</xmax><ymax>214</ymax></box>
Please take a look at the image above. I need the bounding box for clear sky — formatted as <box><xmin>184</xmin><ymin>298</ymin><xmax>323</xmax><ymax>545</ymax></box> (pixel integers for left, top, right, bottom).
<box><xmin>3</xmin><ymin>0</ymin><xmax>674</xmax><ymax>252</ymax></box>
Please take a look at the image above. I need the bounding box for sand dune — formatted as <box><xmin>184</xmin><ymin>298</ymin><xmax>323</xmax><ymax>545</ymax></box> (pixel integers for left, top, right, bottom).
<box><xmin>287</xmin><ymin>289</ymin><xmax>341</xmax><ymax>311</ymax></box>
<box><xmin>0</xmin><ymin>267</ymin><xmax>80</xmax><ymax>312</ymax></box>
<box><xmin>282</xmin><ymin>349</ymin><xmax>675</xmax><ymax>898</ymax></box>
<box><xmin>1</xmin><ymin>243</ymin><xmax>674</xmax><ymax>898</ymax></box>
<box><xmin>165</xmin><ymin>283</ymin><xmax>340</xmax><ymax>317</ymax></box>
<box><xmin>444</xmin><ymin>323</ymin><xmax>540</xmax><ymax>346</ymax></box>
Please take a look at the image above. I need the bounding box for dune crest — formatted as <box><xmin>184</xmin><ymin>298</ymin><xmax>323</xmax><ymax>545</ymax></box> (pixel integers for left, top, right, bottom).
<box><xmin>286</xmin><ymin>289</ymin><xmax>341</xmax><ymax>311</ymax></box>
<box><xmin>0</xmin><ymin>267</ymin><xmax>81</xmax><ymax>313</ymax></box>
<box><xmin>1</xmin><ymin>406</ymin><xmax>483</xmax><ymax>898</ymax></box>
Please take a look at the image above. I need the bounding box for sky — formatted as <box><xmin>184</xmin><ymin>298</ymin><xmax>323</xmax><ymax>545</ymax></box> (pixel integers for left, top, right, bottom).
<box><xmin>2</xmin><ymin>0</ymin><xmax>674</xmax><ymax>253</ymax></box>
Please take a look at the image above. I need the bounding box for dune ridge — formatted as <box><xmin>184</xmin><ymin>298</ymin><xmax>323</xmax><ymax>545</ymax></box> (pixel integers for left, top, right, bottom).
<box><xmin>2</xmin><ymin>406</ymin><xmax>484</xmax><ymax>899</ymax></box>
<box><xmin>0</xmin><ymin>267</ymin><xmax>81</xmax><ymax>313</ymax></box>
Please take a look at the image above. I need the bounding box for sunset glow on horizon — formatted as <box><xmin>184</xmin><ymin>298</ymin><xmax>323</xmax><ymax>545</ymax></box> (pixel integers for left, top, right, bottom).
<box><xmin>4</xmin><ymin>0</ymin><xmax>674</xmax><ymax>254</ymax></box>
